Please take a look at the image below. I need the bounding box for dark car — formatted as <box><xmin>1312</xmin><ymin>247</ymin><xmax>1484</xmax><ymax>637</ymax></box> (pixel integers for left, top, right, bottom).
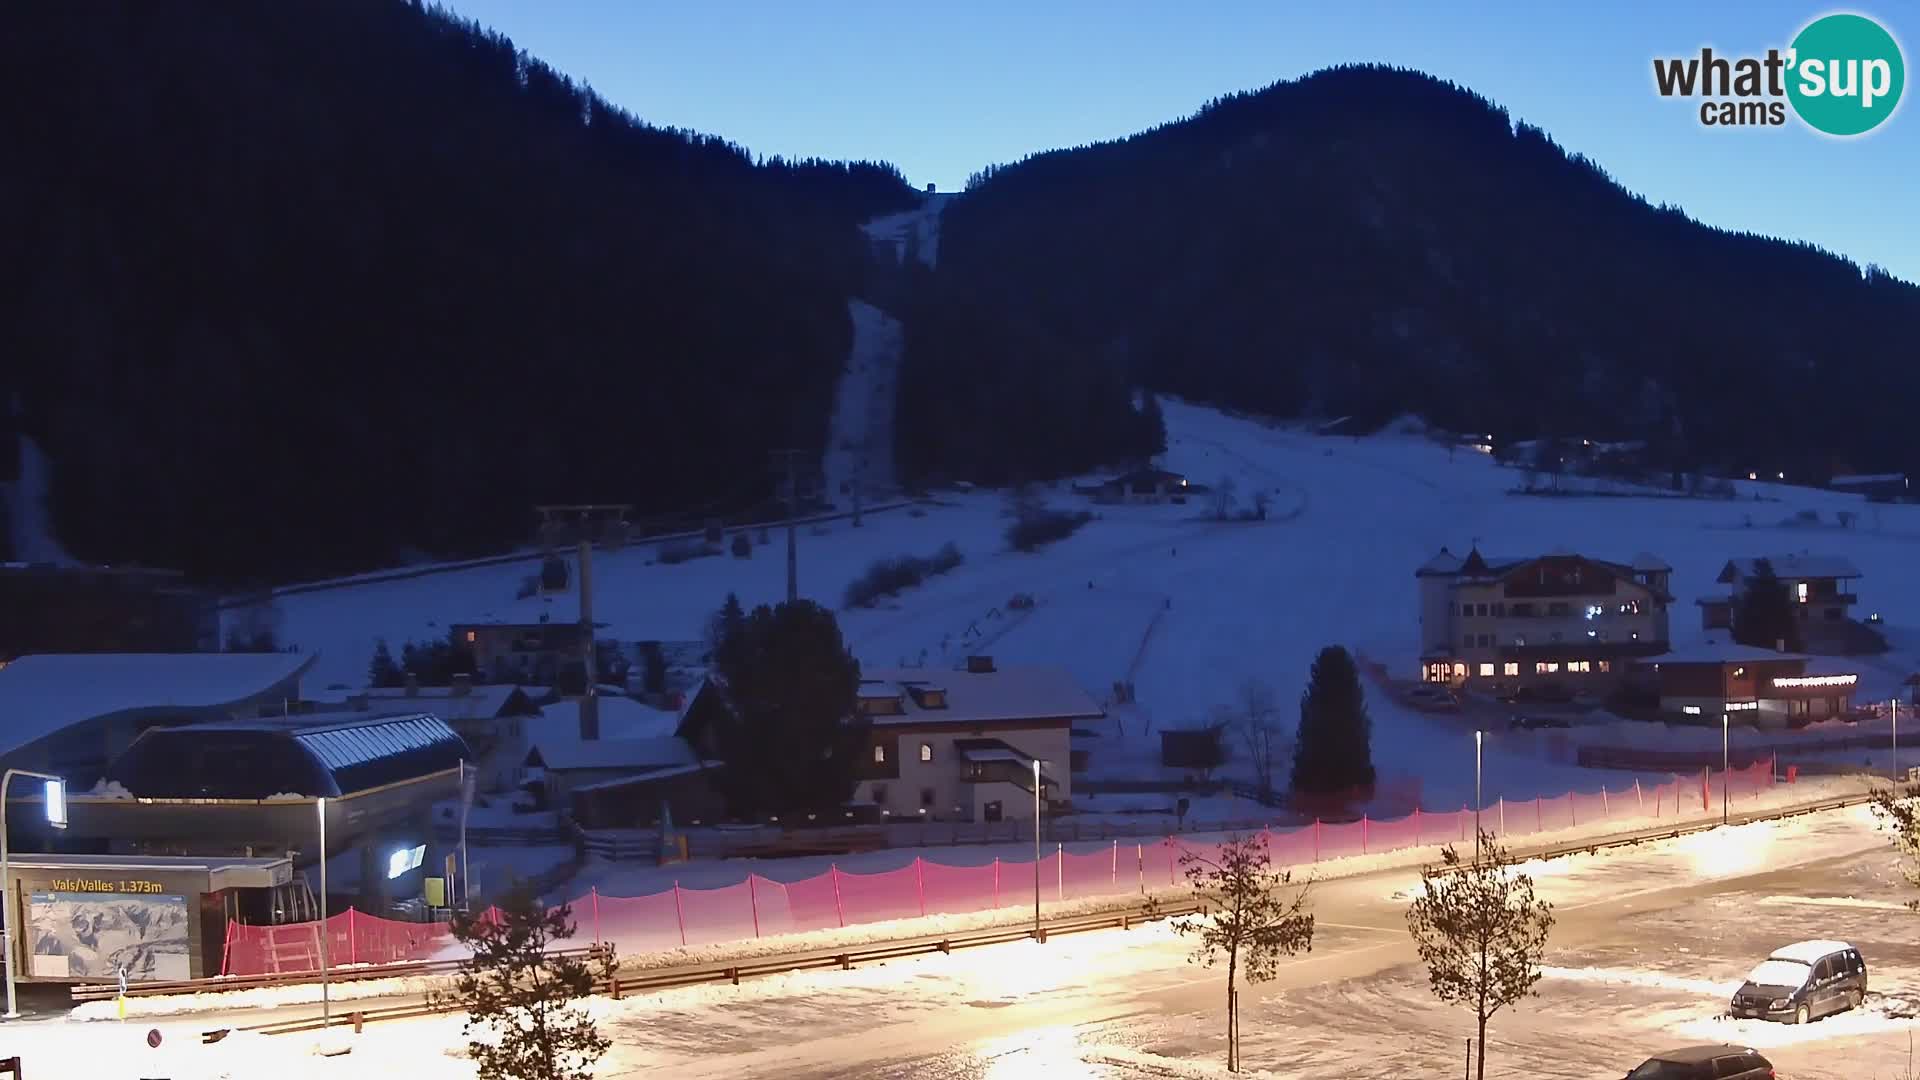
<box><xmin>1730</xmin><ymin>939</ymin><xmax>1867</xmax><ymax>1024</ymax></box>
<box><xmin>1625</xmin><ymin>1044</ymin><xmax>1775</xmax><ymax>1079</ymax></box>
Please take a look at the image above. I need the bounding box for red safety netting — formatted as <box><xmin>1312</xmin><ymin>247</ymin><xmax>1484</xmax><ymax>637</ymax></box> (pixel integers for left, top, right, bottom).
<box><xmin>220</xmin><ymin>760</ymin><xmax>1786</xmax><ymax>976</ymax></box>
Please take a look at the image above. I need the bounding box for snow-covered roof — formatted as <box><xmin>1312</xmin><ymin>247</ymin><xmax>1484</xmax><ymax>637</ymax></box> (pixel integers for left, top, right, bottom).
<box><xmin>0</xmin><ymin>651</ymin><xmax>317</xmax><ymax>761</ymax></box>
<box><xmin>858</xmin><ymin>666</ymin><xmax>1103</xmax><ymax>727</ymax></box>
<box><xmin>355</xmin><ymin>684</ymin><xmax>535</xmax><ymax>721</ymax></box>
<box><xmin>1769</xmin><ymin>940</ymin><xmax>1854</xmax><ymax>964</ymax></box>
<box><xmin>533</xmin><ymin>697</ymin><xmax>683</xmax><ymax>741</ymax></box>
<box><xmin>1415</xmin><ymin>549</ymin><xmax>1464</xmax><ymax>576</ymax></box>
<box><xmin>1646</xmin><ymin>643</ymin><xmax>1809</xmax><ymax>665</ymax></box>
<box><xmin>569</xmin><ymin>760</ymin><xmax>714</xmax><ymax>792</ymax></box>
<box><xmin>527</xmin><ymin>735</ymin><xmax>697</xmax><ymax>772</ymax></box>
<box><xmin>1830</xmin><ymin>473</ymin><xmax>1904</xmax><ymax>486</ymax></box>
<box><xmin>1629</xmin><ymin>552</ymin><xmax>1672</xmax><ymax>572</ymax></box>
<box><xmin>1721</xmin><ymin>555</ymin><xmax>1862</xmax><ymax>582</ymax></box>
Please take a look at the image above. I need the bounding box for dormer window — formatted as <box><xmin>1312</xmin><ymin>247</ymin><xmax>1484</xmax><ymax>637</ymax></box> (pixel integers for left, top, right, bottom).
<box><xmin>919</xmin><ymin>743</ymin><xmax>933</xmax><ymax>763</ymax></box>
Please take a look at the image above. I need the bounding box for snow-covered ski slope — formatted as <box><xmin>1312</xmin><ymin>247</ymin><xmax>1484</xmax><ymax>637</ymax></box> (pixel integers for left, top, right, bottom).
<box><xmin>276</xmin><ymin>399</ymin><xmax>1920</xmax><ymax>805</ymax></box>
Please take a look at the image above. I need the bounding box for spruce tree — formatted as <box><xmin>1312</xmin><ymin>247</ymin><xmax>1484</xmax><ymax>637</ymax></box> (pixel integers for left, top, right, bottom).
<box><xmin>1732</xmin><ymin>558</ymin><xmax>1803</xmax><ymax>653</ymax></box>
<box><xmin>368</xmin><ymin>638</ymin><xmax>402</xmax><ymax>688</ymax></box>
<box><xmin>709</xmin><ymin>598</ymin><xmax>863</xmax><ymax>817</ymax></box>
<box><xmin>1292</xmin><ymin>645</ymin><xmax>1375</xmax><ymax>795</ymax></box>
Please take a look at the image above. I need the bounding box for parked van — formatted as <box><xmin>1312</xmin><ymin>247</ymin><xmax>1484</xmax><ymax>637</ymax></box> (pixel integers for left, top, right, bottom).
<box><xmin>1730</xmin><ymin>940</ymin><xmax>1867</xmax><ymax>1024</ymax></box>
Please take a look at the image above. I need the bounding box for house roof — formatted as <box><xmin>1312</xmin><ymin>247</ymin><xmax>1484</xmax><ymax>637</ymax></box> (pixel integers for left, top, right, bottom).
<box><xmin>857</xmin><ymin>666</ymin><xmax>1104</xmax><ymax>727</ymax></box>
<box><xmin>532</xmin><ymin>697</ymin><xmax>684</xmax><ymax>742</ymax></box>
<box><xmin>1643</xmin><ymin>642</ymin><xmax>1810</xmax><ymax>665</ymax></box>
<box><xmin>0</xmin><ymin>651</ymin><xmax>317</xmax><ymax>762</ymax></box>
<box><xmin>1720</xmin><ymin>555</ymin><xmax>1862</xmax><ymax>583</ymax></box>
<box><xmin>1629</xmin><ymin>552</ymin><xmax>1672</xmax><ymax>572</ymax></box>
<box><xmin>1429</xmin><ymin>548</ymin><xmax>1674</xmax><ymax>601</ymax></box>
<box><xmin>526</xmin><ymin>735</ymin><xmax>698</xmax><ymax>772</ymax></box>
<box><xmin>355</xmin><ymin>684</ymin><xmax>537</xmax><ymax>722</ymax></box>
<box><xmin>105</xmin><ymin>710</ymin><xmax>467</xmax><ymax>799</ymax></box>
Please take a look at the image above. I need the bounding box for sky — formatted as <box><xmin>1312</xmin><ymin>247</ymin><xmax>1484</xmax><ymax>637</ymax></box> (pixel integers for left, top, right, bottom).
<box><xmin>442</xmin><ymin>1</ymin><xmax>1918</xmax><ymax>281</ymax></box>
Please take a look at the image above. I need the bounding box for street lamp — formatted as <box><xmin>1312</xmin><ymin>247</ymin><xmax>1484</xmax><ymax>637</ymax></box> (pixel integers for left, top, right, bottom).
<box><xmin>1894</xmin><ymin>699</ymin><xmax>1901</xmax><ymax>783</ymax></box>
<box><xmin>1</xmin><ymin>770</ymin><xmax>67</xmax><ymax>1019</ymax></box>
<box><xmin>1032</xmin><ymin>758</ymin><xmax>1042</xmax><ymax>940</ymax></box>
<box><xmin>317</xmin><ymin>796</ymin><xmax>331</xmax><ymax>1028</ymax></box>
<box><xmin>1728</xmin><ymin>711</ymin><xmax>1743</xmax><ymax>818</ymax></box>
<box><xmin>1473</xmin><ymin>730</ymin><xmax>1483</xmax><ymax>860</ymax></box>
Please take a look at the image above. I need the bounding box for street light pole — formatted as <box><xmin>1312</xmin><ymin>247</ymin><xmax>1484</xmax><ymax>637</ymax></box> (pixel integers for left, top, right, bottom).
<box><xmin>1721</xmin><ymin>713</ymin><xmax>1729</xmax><ymax>825</ymax></box>
<box><xmin>1473</xmin><ymin>730</ymin><xmax>1483</xmax><ymax>860</ymax></box>
<box><xmin>1</xmin><ymin>769</ymin><xmax>66</xmax><ymax>1019</ymax></box>
<box><xmin>1032</xmin><ymin>758</ymin><xmax>1042</xmax><ymax>941</ymax></box>
<box><xmin>1894</xmin><ymin>699</ymin><xmax>1901</xmax><ymax>783</ymax></box>
<box><xmin>317</xmin><ymin>796</ymin><xmax>331</xmax><ymax>1027</ymax></box>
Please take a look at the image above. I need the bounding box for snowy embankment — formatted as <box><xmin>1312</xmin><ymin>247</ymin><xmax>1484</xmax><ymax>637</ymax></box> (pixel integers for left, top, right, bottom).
<box><xmin>85</xmin><ymin>776</ymin><xmax>1871</xmax><ymax>1021</ymax></box>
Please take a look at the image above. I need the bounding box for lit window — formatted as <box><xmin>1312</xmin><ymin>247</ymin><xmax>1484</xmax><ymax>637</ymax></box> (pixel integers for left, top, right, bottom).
<box><xmin>1478</xmin><ymin>663</ymin><xmax>1494</xmax><ymax>677</ymax></box>
<box><xmin>1683</xmin><ymin>705</ymin><xmax>1702</xmax><ymax>715</ymax></box>
<box><xmin>1585</xmin><ymin>605</ymin><xmax>1603</xmax><ymax>620</ymax></box>
<box><xmin>873</xmin><ymin>745</ymin><xmax>886</xmax><ymax>764</ymax></box>
<box><xmin>1598</xmin><ymin>661</ymin><xmax>1611</xmax><ymax>673</ymax></box>
<box><xmin>1452</xmin><ymin>663</ymin><xmax>1466</xmax><ymax>678</ymax></box>
<box><xmin>1503</xmin><ymin>662</ymin><xmax>1519</xmax><ymax>676</ymax></box>
<box><xmin>1797</xmin><ymin>582</ymin><xmax>1809</xmax><ymax>603</ymax></box>
<box><xmin>465</xmin><ymin>631</ymin><xmax>477</xmax><ymax>643</ymax></box>
<box><xmin>1535</xmin><ymin>662</ymin><xmax>1559</xmax><ymax>674</ymax></box>
<box><xmin>919</xmin><ymin>743</ymin><xmax>933</xmax><ymax>763</ymax></box>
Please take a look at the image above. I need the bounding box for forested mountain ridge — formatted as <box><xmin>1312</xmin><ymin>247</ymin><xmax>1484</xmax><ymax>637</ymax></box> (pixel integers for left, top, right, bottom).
<box><xmin>898</xmin><ymin>65</ymin><xmax>1920</xmax><ymax>489</ymax></box>
<box><xmin>0</xmin><ymin>0</ymin><xmax>916</xmax><ymax>583</ymax></box>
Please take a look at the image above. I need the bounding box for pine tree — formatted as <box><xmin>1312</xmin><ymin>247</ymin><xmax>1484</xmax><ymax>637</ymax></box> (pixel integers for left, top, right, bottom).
<box><xmin>1732</xmin><ymin>558</ymin><xmax>1803</xmax><ymax>653</ymax></box>
<box><xmin>1291</xmin><ymin>645</ymin><xmax>1375</xmax><ymax>795</ymax></box>
<box><xmin>709</xmin><ymin>598</ymin><xmax>863</xmax><ymax>817</ymax></box>
<box><xmin>1138</xmin><ymin>392</ymin><xmax>1168</xmax><ymax>458</ymax></box>
<box><xmin>440</xmin><ymin>887</ymin><xmax>616</xmax><ymax>1080</ymax></box>
<box><xmin>368</xmin><ymin>638</ymin><xmax>402</xmax><ymax>688</ymax></box>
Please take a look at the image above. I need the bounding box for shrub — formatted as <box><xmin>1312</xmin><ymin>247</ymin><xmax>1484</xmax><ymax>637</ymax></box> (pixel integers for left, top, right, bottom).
<box><xmin>843</xmin><ymin>541</ymin><xmax>964</xmax><ymax>608</ymax></box>
<box><xmin>1006</xmin><ymin>506</ymin><xmax>1093</xmax><ymax>552</ymax></box>
<box><xmin>657</xmin><ymin>539</ymin><xmax>712</xmax><ymax>565</ymax></box>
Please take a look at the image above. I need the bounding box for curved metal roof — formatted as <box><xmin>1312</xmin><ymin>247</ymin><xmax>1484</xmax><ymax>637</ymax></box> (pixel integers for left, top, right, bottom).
<box><xmin>107</xmin><ymin>711</ymin><xmax>468</xmax><ymax>799</ymax></box>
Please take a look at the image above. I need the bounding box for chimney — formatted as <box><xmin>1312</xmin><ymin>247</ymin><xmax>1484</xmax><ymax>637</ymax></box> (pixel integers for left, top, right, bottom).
<box><xmin>451</xmin><ymin>673</ymin><xmax>472</xmax><ymax>697</ymax></box>
<box><xmin>966</xmin><ymin>655</ymin><xmax>995</xmax><ymax>674</ymax></box>
<box><xmin>404</xmin><ymin>671</ymin><xmax>419</xmax><ymax>697</ymax></box>
<box><xmin>579</xmin><ymin>694</ymin><xmax>601</xmax><ymax>741</ymax></box>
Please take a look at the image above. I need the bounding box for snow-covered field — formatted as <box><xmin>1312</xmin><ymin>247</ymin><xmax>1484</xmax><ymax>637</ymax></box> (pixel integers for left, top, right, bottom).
<box><xmin>271</xmin><ymin>398</ymin><xmax>1920</xmax><ymax>813</ymax></box>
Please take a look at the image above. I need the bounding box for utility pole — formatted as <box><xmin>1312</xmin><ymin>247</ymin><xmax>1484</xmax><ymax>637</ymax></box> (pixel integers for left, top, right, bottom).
<box><xmin>534</xmin><ymin>504</ymin><xmax>631</xmax><ymax>740</ymax></box>
<box><xmin>770</xmin><ymin>450</ymin><xmax>808</xmax><ymax>603</ymax></box>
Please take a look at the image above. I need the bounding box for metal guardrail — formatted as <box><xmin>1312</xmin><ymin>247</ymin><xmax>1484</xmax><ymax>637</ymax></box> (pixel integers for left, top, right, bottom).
<box><xmin>219</xmin><ymin>900</ymin><xmax>1205</xmax><ymax>1038</ymax></box>
<box><xmin>69</xmin><ymin>947</ymin><xmax>610</xmax><ymax>1004</ymax></box>
<box><xmin>1424</xmin><ymin>792</ymin><xmax>1877</xmax><ymax>874</ymax></box>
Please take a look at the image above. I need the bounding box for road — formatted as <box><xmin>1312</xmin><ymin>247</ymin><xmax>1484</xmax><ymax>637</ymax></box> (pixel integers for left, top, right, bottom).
<box><xmin>27</xmin><ymin>804</ymin><xmax>1913</xmax><ymax>1079</ymax></box>
<box><xmin>608</xmin><ymin>805</ymin><xmax>1915</xmax><ymax>1078</ymax></box>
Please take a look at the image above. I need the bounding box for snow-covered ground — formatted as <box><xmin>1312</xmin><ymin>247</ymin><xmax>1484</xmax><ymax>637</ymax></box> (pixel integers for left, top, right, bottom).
<box><xmin>274</xmin><ymin>398</ymin><xmax>1920</xmax><ymax>813</ymax></box>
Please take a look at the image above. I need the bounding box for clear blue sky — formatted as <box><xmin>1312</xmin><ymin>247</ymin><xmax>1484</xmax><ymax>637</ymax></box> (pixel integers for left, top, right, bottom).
<box><xmin>443</xmin><ymin>1</ymin><xmax>1918</xmax><ymax>281</ymax></box>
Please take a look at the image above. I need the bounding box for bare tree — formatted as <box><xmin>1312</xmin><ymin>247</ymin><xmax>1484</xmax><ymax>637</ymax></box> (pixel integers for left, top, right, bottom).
<box><xmin>440</xmin><ymin>887</ymin><xmax>618</xmax><ymax>1080</ymax></box>
<box><xmin>1405</xmin><ymin>832</ymin><xmax>1555</xmax><ymax>1080</ymax></box>
<box><xmin>1171</xmin><ymin>833</ymin><xmax>1316</xmax><ymax>1073</ymax></box>
<box><xmin>1211</xmin><ymin>475</ymin><xmax>1239</xmax><ymax>520</ymax></box>
<box><xmin>1232</xmin><ymin>679</ymin><xmax>1286</xmax><ymax>803</ymax></box>
<box><xmin>1870</xmin><ymin>784</ymin><xmax>1920</xmax><ymax>909</ymax></box>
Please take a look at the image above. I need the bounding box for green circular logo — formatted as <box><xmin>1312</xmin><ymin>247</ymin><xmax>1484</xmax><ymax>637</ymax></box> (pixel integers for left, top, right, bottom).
<box><xmin>1787</xmin><ymin>13</ymin><xmax>1906</xmax><ymax>136</ymax></box>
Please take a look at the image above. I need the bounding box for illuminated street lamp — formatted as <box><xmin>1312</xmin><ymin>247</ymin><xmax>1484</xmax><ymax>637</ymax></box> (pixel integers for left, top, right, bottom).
<box><xmin>1721</xmin><ymin>713</ymin><xmax>1729</xmax><ymax>825</ymax></box>
<box><xmin>1032</xmin><ymin>758</ymin><xmax>1042</xmax><ymax>940</ymax></box>
<box><xmin>1473</xmin><ymin>730</ymin><xmax>1484</xmax><ymax>861</ymax></box>
<box><xmin>1</xmin><ymin>770</ymin><xmax>67</xmax><ymax>1019</ymax></box>
<box><xmin>318</xmin><ymin>796</ymin><xmax>331</xmax><ymax>1027</ymax></box>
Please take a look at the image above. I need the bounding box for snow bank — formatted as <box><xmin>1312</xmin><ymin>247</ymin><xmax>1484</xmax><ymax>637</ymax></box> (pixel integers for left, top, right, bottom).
<box><xmin>1082</xmin><ymin>1045</ymin><xmax>1280</xmax><ymax>1078</ymax></box>
<box><xmin>1539</xmin><ymin>965</ymin><xmax>1735</xmax><ymax>997</ymax></box>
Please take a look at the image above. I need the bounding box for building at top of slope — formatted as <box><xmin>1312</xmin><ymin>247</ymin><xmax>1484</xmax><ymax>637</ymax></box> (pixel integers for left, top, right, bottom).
<box><xmin>1415</xmin><ymin>546</ymin><xmax>1672</xmax><ymax>692</ymax></box>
